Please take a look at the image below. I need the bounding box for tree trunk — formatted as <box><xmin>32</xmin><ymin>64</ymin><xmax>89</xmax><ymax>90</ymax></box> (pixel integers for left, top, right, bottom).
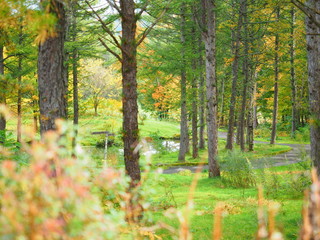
<box><xmin>219</xmin><ymin>76</ymin><xmax>225</xmax><ymax>127</ymax></box>
<box><xmin>306</xmin><ymin>0</ymin><xmax>320</xmax><ymax>176</ymax></box>
<box><xmin>72</xmin><ymin>4</ymin><xmax>79</xmax><ymax>126</ymax></box>
<box><xmin>198</xmin><ymin>37</ymin><xmax>205</xmax><ymax>150</ymax></box>
<box><xmin>247</xmin><ymin>71</ymin><xmax>256</xmax><ymax>151</ymax></box>
<box><xmin>17</xmin><ymin>54</ymin><xmax>22</xmax><ymax>143</ymax></box>
<box><xmin>0</xmin><ymin>44</ymin><xmax>6</xmax><ymax>144</ymax></box>
<box><xmin>290</xmin><ymin>7</ymin><xmax>297</xmax><ymax>136</ymax></box>
<box><xmin>270</xmin><ymin>7</ymin><xmax>280</xmax><ymax>145</ymax></box>
<box><xmin>191</xmin><ymin>26</ymin><xmax>198</xmax><ymax>159</ymax></box>
<box><xmin>178</xmin><ymin>2</ymin><xmax>189</xmax><ymax>162</ymax></box>
<box><xmin>33</xmin><ymin>99</ymin><xmax>38</xmax><ymax>133</ymax></box>
<box><xmin>120</xmin><ymin>0</ymin><xmax>140</xmax><ymax>183</ymax></box>
<box><xmin>239</xmin><ymin>0</ymin><xmax>249</xmax><ymax>151</ymax></box>
<box><xmin>202</xmin><ymin>0</ymin><xmax>220</xmax><ymax>177</ymax></box>
<box><xmin>17</xmin><ymin>24</ymin><xmax>23</xmax><ymax>143</ymax></box>
<box><xmin>226</xmin><ymin>6</ymin><xmax>242</xmax><ymax>150</ymax></box>
<box><xmin>38</xmin><ymin>0</ymin><xmax>67</xmax><ymax>134</ymax></box>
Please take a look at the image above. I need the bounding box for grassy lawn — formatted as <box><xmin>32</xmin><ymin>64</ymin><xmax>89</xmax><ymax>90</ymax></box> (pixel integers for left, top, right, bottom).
<box><xmin>146</xmin><ymin>166</ymin><xmax>306</xmax><ymax>240</ymax></box>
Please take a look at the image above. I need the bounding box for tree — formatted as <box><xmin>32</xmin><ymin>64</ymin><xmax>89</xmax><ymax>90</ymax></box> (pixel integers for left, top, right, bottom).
<box><xmin>37</xmin><ymin>0</ymin><xmax>67</xmax><ymax>134</ymax></box>
<box><xmin>81</xmin><ymin>59</ymin><xmax>120</xmax><ymax>116</ymax></box>
<box><xmin>85</xmin><ymin>0</ymin><xmax>168</xmax><ymax>183</ymax></box>
<box><xmin>270</xmin><ymin>7</ymin><xmax>280</xmax><ymax>145</ymax></box>
<box><xmin>199</xmin><ymin>0</ymin><xmax>220</xmax><ymax>177</ymax></box>
<box><xmin>178</xmin><ymin>2</ymin><xmax>189</xmax><ymax>162</ymax></box>
<box><xmin>293</xmin><ymin>0</ymin><xmax>320</xmax><ymax>175</ymax></box>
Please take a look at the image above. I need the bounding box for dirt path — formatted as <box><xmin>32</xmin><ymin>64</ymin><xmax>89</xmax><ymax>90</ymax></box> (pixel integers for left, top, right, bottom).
<box><xmin>162</xmin><ymin>132</ymin><xmax>310</xmax><ymax>174</ymax></box>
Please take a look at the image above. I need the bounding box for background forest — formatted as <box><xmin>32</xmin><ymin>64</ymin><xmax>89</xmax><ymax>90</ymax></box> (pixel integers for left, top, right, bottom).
<box><xmin>1</xmin><ymin>0</ymin><xmax>320</xmax><ymax>239</ymax></box>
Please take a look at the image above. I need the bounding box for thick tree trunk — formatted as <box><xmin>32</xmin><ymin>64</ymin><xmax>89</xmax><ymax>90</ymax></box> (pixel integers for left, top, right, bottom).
<box><xmin>270</xmin><ymin>8</ymin><xmax>280</xmax><ymax>145</ymax></box>
<box><xmin>38</xmin><ymin>0</ymin><xmax>67</xmax><ymax>134</ymax></box>
<box><xmin>178</xmin><ymin>2</ymin><xmax>189</xmax><ymax>162</ymax></box>
<box><xmin>290</xmin><ymin>7</ymin><xmax>297</xmax><ymax>136</ymax></box>
<box><xmin>202</xmin><ymin>0</ymin><xmax>220</xmax><ymax>177</ymax></box>
<box><xmin>306</xmin><ymin>0</ymin><xmax>320</xmax><ymax>176</ymax></box>
<box><xmin>120</xmin><ymin>0</ymin><xmax>140</xmax><ymax>183</ymax></box>
<box><xmin>226</xmin><ymin>8</ymin><xmax>242</xmax><ymax>150</ymax></box>
<box><xmin>0</xmin><ymin>44</ymin><xmax>6</xmax><ymax>144</ymax></box>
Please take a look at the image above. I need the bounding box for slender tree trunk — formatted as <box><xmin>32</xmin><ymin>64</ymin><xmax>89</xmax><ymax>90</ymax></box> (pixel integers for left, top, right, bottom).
<box><xmin>17</xmin><ymin>55</ymin><xmax>22</xmax><ymax>143</ymax></box>
<box><xmin>239</xmin><ymin>0</ymin><xmax>249</xmax><ymax>151</ymax></box>
<box><xmin>226</xmin><ymin>7</ymin><xmax>242</xmax><ymax>150</ymax></box>
<box><xmin>290</xmin><ymin>7</ymin><xmax>297</xmax><ymax>136</ymax></box>
<box><xmin>191</xmin><ymin>26</ymin><xmax>198</xmax><ymax>159</ymax></box>
<box><xmin>38</xmin><ymin>0</ymin><xmax>67</xmax><ymax>134</ymax></box>
<box><xmin>17</xmin><ymin>24</ymin><xmax>23</xmax><ymax>143</ymax></box>
<box><xmin>202</xmin><ymin>0</ymin><xmax>220</xmax><ymax>177</ymax></box>
<box><xmin>72</xmin><ymin>4</ymin><xmax>79</xmax><ymax>126</ymax></box>
<box><xmin>219</xmin><ymin>76</ymin><xmax>225</xmax><ymax>127</ymax></box>
<box><xmin>178</xmin><ymin>2</ymin><xmax>189</xmax><ymax>162</ymax></box>
<box><xmin>270</xmin><ymin>7</ymin><xmax>280</xmax><ymax>145</ymax></box>
<box><xmin>120</xmin><ymin>0</ymin><xmax>140</xmax><ymax>183</ymax></box>
<box><xmin>198</xmin><ymin>37</ymin><xmax>205</xmax><ymax>150</ymax></box>
<box><xmin>33</xmin><ymin>100</ymin><xmax>38</xmax><ymax>133</ymax></box>
<box><xmin>247</xmin><ymin>71</ymin><xmax>256</xmax><ymax>151</ymax></box>
<box><xmin>0</xmin><ymin>44</ymin><xmax>6</xmax><ymax>144</ymax></box>
<box><xmin>306</xmin><ymin>0</ymin><xmax>320</xmax><ymax>176</ymax></box>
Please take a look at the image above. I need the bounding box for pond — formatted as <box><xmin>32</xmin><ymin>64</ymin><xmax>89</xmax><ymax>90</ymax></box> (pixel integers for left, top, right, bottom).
<box><xmin>82</xmin><ymin>139</ymin><xmax>180</xmax><ymax>167</ymax></box>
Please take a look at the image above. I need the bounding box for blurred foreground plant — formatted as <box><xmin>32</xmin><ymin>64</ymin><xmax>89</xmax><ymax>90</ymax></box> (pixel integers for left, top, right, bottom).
<box><xmin>0</xmin><ymin>121</ymin><xmax>126</xmax><ymax>239</ymax></box>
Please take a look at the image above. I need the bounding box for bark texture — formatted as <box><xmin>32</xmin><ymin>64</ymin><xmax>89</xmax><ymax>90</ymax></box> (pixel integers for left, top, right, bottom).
<box><xmin>191</xmin><ymin>26</ymin><xmax>198</xmax><ymax>159</ymax></box>
<box><xmin>270</xmin><ymin>7</ymin><xmax>280</xmax><ymax>145</ymax></box>
<box><xmin>239</xmin><ymin>0</ymin><xmax>248</xmax><ymax>151</ymax></box>
<box><xmin>178</xmin><ymin>2</ymin><xmax>189</xmax><ymax>162</ymax></box>
<box><xmin>38</xmin><ymin>0</ymin><xmax>67</xmax><ymax>134</ymax></box>
<box><xmin>198</xmin><ymin>37</ymin><xmax>205</xmax><ymax>150</ymax></box>
<box><xmin>290</xmin><ymin>7</ymin><xmax>298</xmax><ymax>135</ymax></box>
<box><xmin>202</xmin><ymin>0</ymin><xmax>220</xmax><ymax>177</ymax></box>
<box><xmin>0</xmin><ymin>44</ymin><xmax>6</xmax><ymax>143</ymax></box>
<box><xmin>120</xmin><ymin>0</ymin><xmax>141</xmax><ymax>182</ymax></box>
<box><xmin>226</xmin><ymin>5</ymin><xmax>241</xmax><ymax>150</ymax></box>
<box><xmin>306</xmin><ymin>0</ymin><xmax>320</xmax><ymax>176</ymax></box>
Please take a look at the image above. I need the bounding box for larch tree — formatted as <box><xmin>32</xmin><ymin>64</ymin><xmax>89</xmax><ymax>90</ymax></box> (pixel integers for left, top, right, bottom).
<box><xmin>270</xmin><ymin>7</ymin><xmax>280</xmax><ymax>145</ymax></box>
<box><xmin>37</xmin><ymin>0</ymin><xmax>67</xmax><ymax>134</ymax></box>
<box><xmin>292</xmin><ymin>0</ymin><xmax>320</xmax><ymax>175</ymax></box>
<box><xmin>226</xmin><ymin>0</ymin><xmax>242</xmax><ymax>150</ymax></box>
<box><xmin>198</xmin><ymin>0</ymin><xmax>220</xmax><ymax>177</ymax></box>
<box><xmin>85</xmin><ymin>0</ymin><xmax>168</xmax><ymax>183</ymax></box>
<box><xmin>178</xmin><ymin>2</ymin><xmax>189</xmax><ymax>162</ymax></box>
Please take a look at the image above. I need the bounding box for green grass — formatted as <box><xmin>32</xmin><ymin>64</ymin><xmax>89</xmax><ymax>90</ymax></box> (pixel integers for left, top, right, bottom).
<box><xmin>140</xmin><ymin>120</ymin><xmax>180</xmax><ymax>139</ymax></box>
<box><xmin>146</xmin><ymin>172</ymin><xmax>303</xmax><ymax>240</ymax></box>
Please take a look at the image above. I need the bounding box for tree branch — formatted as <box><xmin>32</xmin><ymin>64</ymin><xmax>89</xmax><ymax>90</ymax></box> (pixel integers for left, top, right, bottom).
<box><xmin>136</xmin><ymin>1</ymin><xmax>149</xmax><ymax>18</ymax></box>
<box><xmin>106</xmin><ymin>0</ymin><xmax>122</xmax><ymax>16</ymax></box>
<box><xmin>136</xmin><ymin>2</ymin><xmax>171</xmax><ymax>47</ymax></box>
<box><xmin>98</xmin><ymin>37</ymin><xmax>122</xmax><ymax>62</ymax></box>
<box><xmin>84</xmin><ymin>0</ymin><xmax>122</xmax><ymax>50</ymax></box>
<box><xmin>291</xmin><ymin>0</ymin><xmax>320</xmax><ymax>28</ymax></box>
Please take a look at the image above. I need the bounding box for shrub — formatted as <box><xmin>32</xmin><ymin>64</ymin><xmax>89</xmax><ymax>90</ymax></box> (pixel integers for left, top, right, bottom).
<box><xmin>220</xmin><ymin>150</ymin><xmax>256</xmax><ymax>188</ymax></box>
<box><xmin>0</xmin><ymin>123</ymin><xmax>128</xmax><ymax>239</ymax></box>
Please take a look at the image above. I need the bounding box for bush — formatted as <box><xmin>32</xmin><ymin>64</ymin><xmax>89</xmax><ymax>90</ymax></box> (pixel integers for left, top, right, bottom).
<box><xmin>220</xmin><ymin>150</ymin><xmax>256</xmax><ymax>188</ymax></box>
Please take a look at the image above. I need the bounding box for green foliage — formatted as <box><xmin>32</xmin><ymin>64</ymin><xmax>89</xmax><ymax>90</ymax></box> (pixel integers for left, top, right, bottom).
<box><xmin>220</xmin><ymin>151</ymin><xmax>256</xmax><ymax>188</ymax></box>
